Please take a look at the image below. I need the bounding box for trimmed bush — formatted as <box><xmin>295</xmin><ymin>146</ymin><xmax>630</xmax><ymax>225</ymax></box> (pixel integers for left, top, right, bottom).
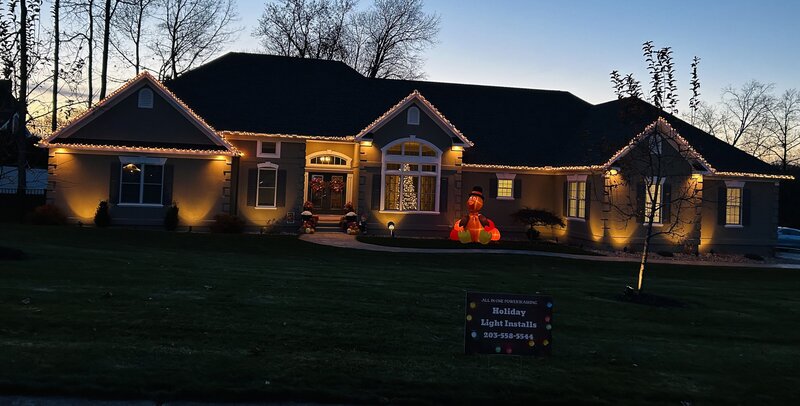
<box><xmin>29</xmin><ymin>204</ymin><xmax>67</xmax><ymax>225</ymax></box>
<box><xmin>94</xmin><ymin>201</ymin><xmax>111</xmax><ymax>228</ymax></box>
<box><xmin>164</xmin><ymin>204</ymin><xmax>179</xmax><ymax>231</ymax></box>
<box><xmin>210</xmin><ymin>214</ymin><xmax>245</xmax><ymax>233</ymax></box>
<box><xmin>511</xmin><ymin>208</ymin><xmax>565</xmax><ymax>241</ymax></box>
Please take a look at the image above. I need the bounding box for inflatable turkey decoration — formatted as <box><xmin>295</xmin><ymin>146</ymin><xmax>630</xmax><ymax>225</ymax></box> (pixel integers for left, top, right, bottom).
<box><xmin>449</xmin><ymin>186</ymin><xmax>501</xmax><ymax>244</ymax></box>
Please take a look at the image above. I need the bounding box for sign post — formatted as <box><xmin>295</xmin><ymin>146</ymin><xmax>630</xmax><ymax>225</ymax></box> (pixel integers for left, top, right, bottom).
<box><xmin>464</xmin><ymin>292</ymin><xmax>553</xmax><ymax>356</ymax></box>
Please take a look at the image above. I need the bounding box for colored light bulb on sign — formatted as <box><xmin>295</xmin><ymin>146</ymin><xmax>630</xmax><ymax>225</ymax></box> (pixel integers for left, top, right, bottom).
<box><xmin>471</xmin><ymin>331</ymin><xmax>477</xmax><ymax>338</ymax></box>
<box><xmin>543</xmin><ymin>339</ymin><xmax>550</xmax><ymax>346</ymax></box>
<box><xmin>466</xmin><ymin>315</ymin><xmax>472</xmax><ymax>321</ymax></box>
<box><xmin>469</xmin><ymin>302</ymin><xmax>476</xmax><ymax>309</ymax></box>
<box><xmin>528</xmin><ymin>340</ymin><xmax>535</xmax><ymax>347</ymax></box>
<box><xmin>546</xmin><ymin>302</ymin><xmax>553</xmax><ymax>308</ymax></box>
<box><xmin>545</xmin><ymin>316</ymin><xmax>551</xmax><ymax>322</ymax></box>
<box><xmin>495</xmin><ymin>346</ymin><xmax>501</xmax><ymax>353</ymax></box>
<box><xmin>546</xmin><ymin>324</ymin><xmax>552</xmax><ymax>331</ymax></box>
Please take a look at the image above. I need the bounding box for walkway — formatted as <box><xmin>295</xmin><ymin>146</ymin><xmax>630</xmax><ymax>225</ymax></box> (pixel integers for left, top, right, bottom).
<box><xmin>299</xmin><ymin>233</ymin><xmax>800</xmax><ymax>269</ymax></box>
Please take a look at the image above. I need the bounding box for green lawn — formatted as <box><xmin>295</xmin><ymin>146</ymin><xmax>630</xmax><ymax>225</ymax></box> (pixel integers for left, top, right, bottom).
<box><xmin>1</xmin><ymin>224</ymin><xmax>799</xmax><ymax>405</ymax></box>
<box><xmin>357</xmin><ymin>235</ymin><xmax>600</xmax><ymax>255</ymax></box>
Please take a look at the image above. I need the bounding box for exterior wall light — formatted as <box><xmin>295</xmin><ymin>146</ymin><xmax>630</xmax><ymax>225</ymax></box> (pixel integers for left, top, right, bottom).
<box><xmin>451</xmin><ymin>145</ymin><xmax>464</xmax><ymax>152</ymax></box>
<box><xmin>387</xmin><ymin>221</ymin><xmax>395</xmax><ymax>237</ymax></box>
<box><xmin>608</xmin><ymin>167</ymin><xmax>620</xmax><ymax>176</ymax></box>
<box><xmin>360</xmin><ymin>139</ymin><xmax>373</xmax><ymax>147</ymax></box>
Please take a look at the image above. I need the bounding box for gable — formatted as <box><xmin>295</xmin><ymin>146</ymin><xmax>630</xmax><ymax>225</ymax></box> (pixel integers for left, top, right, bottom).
<box><xmin>59</xmin><ymin>83</ymin><xmax>219</xmax><ymax>148</ymax></box>
<box><xmin>371</xmin><ymin>102</ymin><xmax>455</xmax><ymax>151</ymax></box>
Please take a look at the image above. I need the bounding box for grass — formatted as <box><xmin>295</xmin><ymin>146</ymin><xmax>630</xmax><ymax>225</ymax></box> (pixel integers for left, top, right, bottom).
<box><xmin>357</xmin><ymin>235</ymin><xmax>600</xmax><ymax>255</ymax></box>
<box><xmin>1</xmin><ymin>224</ymin><xmax>799</xmax><ymax>405</ymax></box>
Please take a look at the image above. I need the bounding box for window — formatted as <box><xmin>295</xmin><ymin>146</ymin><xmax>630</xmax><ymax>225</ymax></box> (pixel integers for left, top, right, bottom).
<box><xmin>120</xmin><ymin>163</ymin><xmax>163</xmax><ymax>205</ymax></box>
<box><xmin>496</xmin><ymin>173</ymin><xmax>516</xmax><ymax>199</ymax></box>
<box><xmin>648</xmin><ymin>133</ymin><xmax>663</xmax><ymax>155</ymax></box>
<box><xmin>257</xmin><ymin>141</ymin><xmax>281</xmax><ymax>158</ymax></box>
<box><xmin>407</xmin><ymin>106</ymin><xmax>420</xmax><ymax>125</ymax></box>
<box><xmin>644</xmin><ymin>182</ymin><xmax>663</xmax><ymax>224</ymax></box>
<box><xmin>382</xmin><ymin>139</ymin><xmax>440</xmax><ymax>213</ymax></box>
<box><xmin>257</xmin><ymin>167</ymin><xmax>278</xmax><ymax>207</ymax></box>
<box><xmin>310</xmin><ymin>155</ymin><xmax>347</xmax><ymax>166</ymax></box>
<box><xmin>567</xmin><ymin>181</ymin><xmax>586</xmax><ymax>218</ymax></box>
<box><xmin>137</xmin><ymin>88</ymin><xmax>153</xmax><ymax>109</ymax></box>
<box><xmin>726</xmin><ymin>187</ymin><xmax>742</xmax><ymax>225</ymax></box>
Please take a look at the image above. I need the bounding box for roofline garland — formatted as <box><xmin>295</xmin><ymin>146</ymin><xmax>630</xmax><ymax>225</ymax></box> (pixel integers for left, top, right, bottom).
<box><xmin>355</xmin><ymin>90</ymin><xmax>475</xmax><ymax>147</ymax></box>
<box><xmin>220</xmin><ymin>130</ymin><xmax>355</xmax><ymax>142</ymax></box>
<box><xmin>40</xmin><ymin>141</ymin><xmax>238</xmax><ymax>157</ymax></box>
<box><xmin>42</xmin><ymin>71</ymin><xmax>241</xmax><ymax>155</ymax></box>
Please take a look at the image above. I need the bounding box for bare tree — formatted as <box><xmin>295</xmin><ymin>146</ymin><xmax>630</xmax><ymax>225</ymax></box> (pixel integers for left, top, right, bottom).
<box><xmin>357</xmin><ymin>0</ymin><xmax>439</xmax><ymax>79</ymax></box>
<box><xmin>150</xmin><ymin>0</ymin><xmax>239</xmax><ymax>80</ymax></box>
<box><xmin>111</xmin><ymin>0</ymin><xmax>155</xmax><ymax>74</ymax></box>
<box><xmin>719</xmin><ymin>80</ymin><xmax>773</xmax><ymax>151</ymax></box>
<box><xmin>255</xmin><ymin>0</ymin><xmax>355</xmax><ymax>60</ymax></box>
<box><xmin>688</xmin><ymin>56</ymin><xmax>700</xmax><ymax>124</ymax></box>
<box><xmin>764</xmin><ymin>89</ymin><xmax>800</xmax><ymax>172</ymax></box>
<box><xmin>51</xmin><ymin>0</ymin><xmax>59</xmax><ymax>131</ymax></box>
<box><xmin>606</xmin><ymin>122</ymin><xmax>704</xmax><ymax>293</ymax></box>
<box><xmin>98</xmin><ymin>0</ymin><xmax>122</xmax><ymax>99</ymax></box>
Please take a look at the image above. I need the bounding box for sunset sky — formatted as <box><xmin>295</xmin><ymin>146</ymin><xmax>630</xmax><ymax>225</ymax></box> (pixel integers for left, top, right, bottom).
<box><xmin>232</xmin><ymin>0</ymin><xmax>799</xmax><ymax>112</ymax></box>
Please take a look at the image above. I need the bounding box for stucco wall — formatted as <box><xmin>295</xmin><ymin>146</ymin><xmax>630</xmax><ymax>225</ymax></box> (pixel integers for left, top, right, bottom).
<box><xmin>51</xmin><ymin>151</ymin><xmax>227</xmax><ymax>227</ymax></box>
<box><xmin>231</xmin><ymin>139</ymin><xmax>306</xmax><ymax>231</ymax></box>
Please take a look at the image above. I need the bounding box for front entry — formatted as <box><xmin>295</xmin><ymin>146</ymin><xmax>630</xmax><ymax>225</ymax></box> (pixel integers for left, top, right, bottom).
<box><xmin>308</xmin><ymin>172</ymin><xmax>348</xmax><ymax>214</ymax></box>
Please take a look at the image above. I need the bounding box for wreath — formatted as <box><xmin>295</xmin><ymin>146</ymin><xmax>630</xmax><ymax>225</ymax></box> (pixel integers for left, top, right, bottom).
<box><xmin>329</xmin><ymin>178</ymin><xmax>345</xmax><ymax>193</ymax></box>
<box><xmin>310</xmin><ymin>177</ymin><xmax>326</xmax><ymax>194</ymax></box>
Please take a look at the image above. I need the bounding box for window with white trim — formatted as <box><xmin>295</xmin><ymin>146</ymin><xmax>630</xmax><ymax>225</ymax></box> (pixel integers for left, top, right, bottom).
<box><xmin>567</xmin><ymin>181</ymin><xmax>586</xmax><ymax>218</ymax></box>
<box><xmin>257</xmin><ymin>141</ymin><xmax>281</xmax><ymax>158</ymax></box>
<box><xmin>137</xmin><ymin>88</ymin><xmax>153</xmax><ymax>109</ymax></box>
<box><xmin>726</xmin><ymin>187</ymin><xmax>742</xmax><ymax>225</ymax></box>
<box><xmin>497</xmin><ymin>179</ymin><xmax>513</xmax><ymax>198</ymax></box>
<box><xmin>256</xmin><ymin>166</ymin><xmax>278</xmax><ymax>207</ymax></box>
<box><xmin>382</xmin><ymin>139</ymin><xmax>440</xmax><ymax>212</ymax></box>
<box><xmin>120</xmin><ymin>163</ymin><xmax>163</xmax><ymax>204</ymax></box>
<box><xmin>407</xmin><ymin>106</ymin><xmax>420</xmax><ymax>125</ymax></box>
<box><xmin>644</xmin><ymin>180</ymin><xmax>664</xmax><ymax>224</ymax></box>
<box><xmin>310</xmin><ymin>155</ymin><xmax>347</xmax><ymax>166</ymax></box>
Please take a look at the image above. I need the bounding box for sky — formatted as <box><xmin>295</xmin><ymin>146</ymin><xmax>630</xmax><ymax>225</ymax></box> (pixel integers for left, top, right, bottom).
<box><xmin>232</xmin><ymin>0</ymin><xmax>800</xmax><ymax>112</ymax></box>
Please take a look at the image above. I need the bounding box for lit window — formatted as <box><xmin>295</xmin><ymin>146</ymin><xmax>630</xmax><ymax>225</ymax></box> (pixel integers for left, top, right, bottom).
<box><xmin>257</xmin><ymin>167</ymin><xmax>277</xmax><ymax>207</ymax></box>
<box><xmin>407</xmin><ymin>106</ymin><xmax>420</xmax><ymax>125</ymax></box>
<box><xmin>310</xmin><ymin>155</ymin><xmax>347</xmax><ymax>165</ymax></box>
<box><xmin>497</xmin><ymin>179</ymin><xmax>513</xmax><ymax>198</ymax></box>
<box><xmin>137</xmin><ymin>88</ymin><xmax>153</xmax><ymax>109</ymax></box>
<box><xmin>644</xmin><ymin>182</ymin><xmax>663</xmax><ymax>223</ymax></box>
<box><xmin>257</xmin><ymin>141</ymin><xmax>281</xmax><ymax>158</ymax></box>
<box><xmin>726</xmin><ymin>187</ymin><xmax>742</xmax><ymax>225</ymax></box>
<box><xmin>382</xmin><ymin>139</ymin><xmax>440</xmax><ymax>212</ymax></box>
<box><xmin>120</xmin><ymin>163</ymin><xmax>163</xmax><ymax>204</ymax></box>
<box><xmin>567</xmin><ymin>181</ymin><xmax>586</xmax><ymax>218</ymax></box>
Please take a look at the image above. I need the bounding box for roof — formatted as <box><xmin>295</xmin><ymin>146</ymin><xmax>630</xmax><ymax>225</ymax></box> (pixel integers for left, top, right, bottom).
<box><xmin>159</xmin><ymin>52</ymin><xmax>776</xmax><ymax>174</ymax></box>
<box><xmin>42</xmin><ymin>72</ymin><xmax>241</xmax><ymax>156</ymax></box>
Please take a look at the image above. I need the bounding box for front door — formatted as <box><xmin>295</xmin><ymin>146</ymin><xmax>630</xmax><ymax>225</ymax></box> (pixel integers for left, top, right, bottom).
<box><xmin>308</xmin><ymin>172</ymin><xmax>347</xmax><ymax>214</ymax></box>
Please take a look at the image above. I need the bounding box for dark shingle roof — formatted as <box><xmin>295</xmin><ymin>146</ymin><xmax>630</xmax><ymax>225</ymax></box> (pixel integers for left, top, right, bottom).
<box><xmin>165</xmin><ymin>52</ymin><xmax>777</xmax><ymax>174</ymax></box>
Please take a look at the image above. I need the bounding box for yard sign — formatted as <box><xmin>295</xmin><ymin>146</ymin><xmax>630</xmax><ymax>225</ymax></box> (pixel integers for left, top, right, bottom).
<box><xmin>464</xmin><ymin>292</ymin><xmax>553</xmax><ymax>356</ymax></box>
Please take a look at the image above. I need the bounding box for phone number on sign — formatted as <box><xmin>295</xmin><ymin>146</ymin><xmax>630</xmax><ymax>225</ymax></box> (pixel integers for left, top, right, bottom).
<box><xmin>482</xmin><ymin>332</ymin><xmax>535</xmax><ymax>340</ymax></box>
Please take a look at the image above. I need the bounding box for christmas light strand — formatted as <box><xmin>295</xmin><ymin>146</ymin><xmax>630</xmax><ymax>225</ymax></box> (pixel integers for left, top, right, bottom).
<box><xmin>355</xmin><ymin>90</ymin><xmax>474</xmax><ymax>147</ymax></box>
<box><xmin>41</xmin><ymin>141</ymin><xmax>238</xmax><ymax>157</ymax></box>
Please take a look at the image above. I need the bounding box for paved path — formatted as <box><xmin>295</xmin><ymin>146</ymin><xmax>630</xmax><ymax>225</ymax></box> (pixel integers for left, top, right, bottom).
<box><xmin>299</xmin><ymin>233</ymin><xmax>800</xmax><ymax>269</ymax></box>
<box><xmin>0</xmin><ymin>396</ymin><xmax>346</xmax><ymax>406</ymax></box>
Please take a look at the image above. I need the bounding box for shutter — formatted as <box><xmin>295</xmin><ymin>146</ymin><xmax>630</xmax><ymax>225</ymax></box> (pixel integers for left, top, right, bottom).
<box><xmin>440</xmin><ymin>177</ymin><xmax>448</xmax><ymax>212</ymax></box>
<box><xmin>584</xmin><ymin>180</ymin><xmax>591</xmax><ymax>219</ymax></box>
<box><xmin>247</xmin><ymin>169</ymin><xmax>258</xmax><ymax>206</ymax></box>
<box><xmin>513</xmin><ymin>178</ymin><xmax>522</xmax><ymax>199</ymax></box>
<box><xmin>742</xmin><ymin>187</ymin><xmax>751</xmax><ymax>226</ymax></box>
<box><xmin>109</xmin><ymin>162</ymin><xmax>121</xmax><ymax>204</ymax></box>
<box><xmin>162</xmin><ymin>164</ymin><xmax>174</xmax><ymax>206</ymax></box>
<box><xmin>563</xmin><ymin>181</ymin><xmax>569</xmax><ymax>215</ymax></box>
<box><xmin>371</xmin><ymin>174</ymin><xmax>381</xmax><ymax>210</ymax></box>
<box><xmin>276</xmin><ymin>170</ymin><xmax>287</xmax><ymax>207</ymax></box>
<box><xmin>662</xmin><ymin>183</ymin><xmax>671</xmax><ymax>223</ymax></box>
<box><xmin>489</xmin><ymin>177</ymin><xmax>498</xmax><ymax>198</ymax></box>
<box><xmin>717</xmin><ymin>186</ymin><xmax>726</xmax><ymax>225</ymax></box>
<box><xmin>636</xmin><ymin>182</ymin><xmax>645</xmax><ymax>223</ymax></box>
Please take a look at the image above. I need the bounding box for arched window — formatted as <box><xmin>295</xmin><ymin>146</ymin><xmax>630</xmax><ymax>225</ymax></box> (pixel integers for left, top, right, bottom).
<box><xmin>138</xmin><ymin>88</ymin><xmax>154</xmax><ymax>109</ymax></box>
<box><xmin>381</xmin><ymin>138</ymin><xmax>441</xmax><ymax>213</ymax></box>
<box><xmin>407</xmin><ymin>106</ymin><xmax>420</xmax><ymax>125</ymax></box>
<box><xmin>306</xmin><ymin>151</ymin><xmax>352</xmax><ymax>167</ymax></box>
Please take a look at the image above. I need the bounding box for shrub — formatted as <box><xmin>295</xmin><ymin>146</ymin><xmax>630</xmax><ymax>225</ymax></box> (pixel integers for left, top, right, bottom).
<box><xmin>164</xmin><ymin>204</ymin><xmax>179</xmax><ymax>231</ymax></box>
<box><xmin>656</xmin><ymin>250</ymin><xmax>674</xmax><ymax>257</ymax></box>
<box><xmin>30</xmin><ymin>204</ymin><xmax>66</xmax><ymax>225</ymax></box>
<box><xmin>744</xmin><ymin>253</ymin><xmax>765</xmax><ymax>261</ymax></box>
<box><xmin>94</xmin><ymin>201</ymin><xmax>111</xmax><ymax>227</ymax></box>
<box><xmin>511</xmin><ymin>208</ymin><xmax>565</xmax><ymax>241</ymax></box>
<box><xmin>210</xmin><ymin>213</ymin><xmax>245</xmax><ymax>233</ymax></box>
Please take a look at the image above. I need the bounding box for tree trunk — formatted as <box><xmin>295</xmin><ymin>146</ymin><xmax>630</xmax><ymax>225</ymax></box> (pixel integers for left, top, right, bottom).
<box><xmin>51</xmin><ymin>0</ymin><xmax>60</xmax><ymax>132</ymax></box>
<box><xmin>637</xmin><ymin>231</ymin><xmax>651</xmax><ymax>291</ymax></box>
<box><xmin>16</xmin><ymin>0</ymin><xmax>29</xmax><ymax>197</ymax></box>
<box><xmin>99</xmin><ymin>0</ymin><xmax>112</xmax><ymax>100</ymax></box>
<box><xmin>88</xmin><ymin>0</ymin><xmax>94</xmax><ymax>107</ymax></box>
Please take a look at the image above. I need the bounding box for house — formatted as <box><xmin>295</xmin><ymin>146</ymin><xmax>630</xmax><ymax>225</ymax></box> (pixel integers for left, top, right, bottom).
<box><xmin>39</xmin><ymin>53</ymin><xmax>791</xmax><ymax>255</ymax></box>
